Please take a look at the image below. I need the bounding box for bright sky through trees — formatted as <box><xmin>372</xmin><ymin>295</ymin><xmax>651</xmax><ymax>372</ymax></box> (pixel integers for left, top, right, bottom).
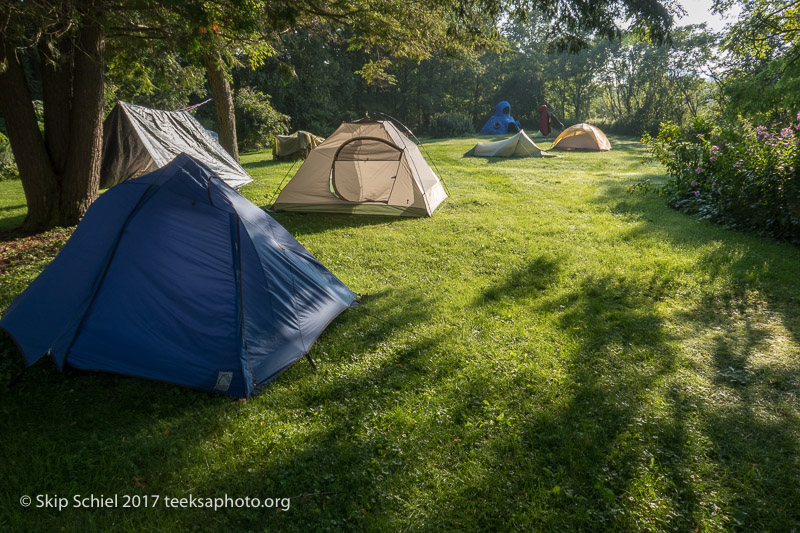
<box><xmin>676</xmin><ymin>0</ymin><xmax>741</xmax><ymax>32</ymax></box>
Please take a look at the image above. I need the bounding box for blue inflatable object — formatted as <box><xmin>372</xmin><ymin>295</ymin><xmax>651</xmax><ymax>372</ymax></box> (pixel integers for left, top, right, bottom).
<box><xmin>479</xmin><ymin>101</ymin><xmax>521</xmax><ymax>135</ymax></box>
<box><xmin>0</xmin><ymin>154</ymin><xmax>357</xmax><ymax>397</ymax></box>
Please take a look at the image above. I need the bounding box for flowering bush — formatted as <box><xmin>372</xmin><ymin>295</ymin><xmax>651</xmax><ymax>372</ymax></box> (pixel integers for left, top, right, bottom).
<box><xmin>643</xmin><ymin>116</ymin><xmax>800</xmax><ymax>243</ymax></box>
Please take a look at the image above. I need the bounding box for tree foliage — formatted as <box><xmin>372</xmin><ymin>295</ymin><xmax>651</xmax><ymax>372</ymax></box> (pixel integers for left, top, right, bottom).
<box><xmin>239</xmin><ymin>11</ymin><xmax>704</xmax><ymax>136</ymax></box>
<box><xmin>234</xmin><ymin>87</ymin><xmax>289</xmax><ymax>152</ymax></box>
<box><xmin>715</xmin><ymin>0</ymin><xmax>800</xmax><ymax>121</ymax></box>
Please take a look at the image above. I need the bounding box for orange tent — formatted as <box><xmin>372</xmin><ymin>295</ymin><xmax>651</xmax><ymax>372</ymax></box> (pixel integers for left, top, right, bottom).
<box><xmin>550</xmin><ymin>123</ymin><xmax>611</xmax><ymax>151</ymax></box>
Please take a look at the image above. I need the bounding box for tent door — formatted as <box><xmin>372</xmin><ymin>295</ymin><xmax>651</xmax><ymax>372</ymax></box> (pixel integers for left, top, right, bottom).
<box><xmin>331</xmin><ymin>137</ymin><xmax>403</xmax><ymax>203</ymax></box>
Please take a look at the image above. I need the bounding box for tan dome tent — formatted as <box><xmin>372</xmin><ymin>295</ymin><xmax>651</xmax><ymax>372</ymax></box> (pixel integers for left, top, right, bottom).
<box><xmin>273</xmin><ymin>130</ymin><xmax>325</xmax><ymax>161</ymax></box>
<box><xmin>272</xmin><ymin>118</ymin><xmax>447</xmax><ymax>217</ymax></box>
<box><xmin>465</xmin><ymin>130</ymin><xmax>550</xmax><ymax>157</ymax></box>
<box><xmin>550</xmin><ymin>123</ymin><xmax>611</xmax><ymax>151</ymax></box>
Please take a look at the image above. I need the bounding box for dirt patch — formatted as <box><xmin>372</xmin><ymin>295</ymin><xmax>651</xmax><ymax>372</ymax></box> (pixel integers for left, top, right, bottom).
<box><xmin>0</xmin><ymin>227</ymin><xmax>74</xmax><ymax>271</ymax></box>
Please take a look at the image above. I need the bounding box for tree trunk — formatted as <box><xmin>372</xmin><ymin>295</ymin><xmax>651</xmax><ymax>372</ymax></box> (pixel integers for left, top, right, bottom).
<box><xmin>0</xmin><ymin>14</ymin><xmax>105</xmax><ymax>232</ymax></box>
<box><xmin>204</xmin><ymin>51</ymin><xmax>239</xmax><ymax>161</ymax></box>
<box><xmin>0</xmin><ymin>37</ymin><xmax>61</xmax><ymax>231</ymax></box>
<box><xmin>40</xmin><ymin>36</ymin><xmax>73</xmax><ymax>176</ymax></box>
<box><xmin>60</xmin><ymin>18</ymin><xmax>105</xmax><ymax>223</ymax></box>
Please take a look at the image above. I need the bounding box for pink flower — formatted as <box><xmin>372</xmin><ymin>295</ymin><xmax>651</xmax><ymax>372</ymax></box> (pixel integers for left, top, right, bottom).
<box><xmin>691</xmin><ymin>181</ymin><xmax>698</xmax><ymax>187</ymax></box>
<box><xmin>695</xmin><ymin>167</ymin><xmax>704</xmax><ymax>174</ymax></box>
<box><xmin>694</xmin><ymin>191</ymin><xmax>701</xmax><ymax>197</ymax></box>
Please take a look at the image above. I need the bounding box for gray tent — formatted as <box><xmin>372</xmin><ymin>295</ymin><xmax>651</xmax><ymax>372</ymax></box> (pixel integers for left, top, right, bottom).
<box><xmin>100</xmin><ymin>101</ymin><xmax>253</xmax><ymax>189</ymax></box>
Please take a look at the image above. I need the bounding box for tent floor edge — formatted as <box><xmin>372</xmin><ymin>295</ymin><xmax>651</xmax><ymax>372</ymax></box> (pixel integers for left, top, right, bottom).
<box><xmin>271</xmin><ymin>203</ymin><xmax>429</xmax><ymax>217</ymax></box>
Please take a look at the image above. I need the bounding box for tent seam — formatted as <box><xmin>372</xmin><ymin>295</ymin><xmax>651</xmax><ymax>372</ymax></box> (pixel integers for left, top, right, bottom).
<box><xmin>56</xmin><ymin>179</ymin><xmax>161</xmax><ymax>363</ymax></box>
<box><xmin>233</xmin><ymin>213</ymin><xmax>257</xmax><ymax>389</ymax></box>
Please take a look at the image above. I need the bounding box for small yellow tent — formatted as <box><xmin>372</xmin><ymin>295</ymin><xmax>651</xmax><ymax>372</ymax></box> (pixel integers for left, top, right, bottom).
<box><xmin>550</xmin><ymin>123</ymin><xmax>611</xmax><ymax>151</ymax></box>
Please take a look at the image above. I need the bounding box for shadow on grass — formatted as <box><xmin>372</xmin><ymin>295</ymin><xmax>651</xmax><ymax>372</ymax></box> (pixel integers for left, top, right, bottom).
<box><xmin>270</xmin><ymin>211</ymin><xmax>416</xmax><ymax>236</ymax></box>
<box><xmin>594</xmin><ymin>176</ymin><xmax>800</xmax><ymax>338</ymax></box>
<box><xmin>465</xmin><ymin>155</ymin><xmax>557</xmax><ymax>165</ymax></box>
<box><xmin>398</xmin><ymin>270</ymin><xmax>705</xmax><ymax>529</ymax></box>
<box><xmin>581</xmin><ymin>179</ymin><xmax>800</xmax><ymax>528</ymax></box>
<box><xmin>185</xmin><ymin>335</ymin><xmax>443</xmax><ymax>530</ymax></box>
<box><xmin>399</xmin><ymin>239</ymin><xmax>799</xmax><ymax>529</ymax></box>
<box><xmin>0</xmin><ymin>203</ymin><xmax>25</xmax><ymax>214</ymax></box>
<box><xmin>444</xmin><ymin>269</ymin><xmax>768</xmax><ymax>529</ymax></box>
<box><xmin>473</xmin><ymin>255</ymin><xmax>561</xmax><ymax>306</ymax></box>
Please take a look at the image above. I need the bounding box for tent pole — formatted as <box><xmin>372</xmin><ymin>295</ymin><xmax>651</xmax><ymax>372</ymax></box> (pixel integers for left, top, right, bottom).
<box><xmin>374</xmin><ymin>112</ymin><xmax>451</xmax><ymax>196</ymax></box>
<box><xmin>267</xmin><ymin>157</ymin><xmax>300</xmax><ymax>208</ymax></box>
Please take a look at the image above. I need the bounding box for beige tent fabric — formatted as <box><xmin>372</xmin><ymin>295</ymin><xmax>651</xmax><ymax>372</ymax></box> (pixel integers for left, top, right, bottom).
<box><xmin>550</xmin><ymin>123</ymin><xmax>611</xmax><ymax>151</ymax></box>
<box><xmin>273</xmin><ymin>120</ymin><xmax>447</xmax><ymax>217</ymax></box>
<box><xmin>466</xmin><ymin>130</ymin><xmax>548</xmax><ymax>157</ymax></box>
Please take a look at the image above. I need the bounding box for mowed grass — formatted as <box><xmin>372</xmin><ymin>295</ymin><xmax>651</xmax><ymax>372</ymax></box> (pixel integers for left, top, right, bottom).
<box><xmin>1</xmin><ymin>136</ymin><xmax>800</xmax><ymax>531</ymax></box>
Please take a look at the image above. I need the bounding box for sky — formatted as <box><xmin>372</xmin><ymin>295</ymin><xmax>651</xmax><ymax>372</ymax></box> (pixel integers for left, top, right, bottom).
<box><xmin>675</xmin><ymin>0</ymin><xmax>742</xmax><ymax>32</ymax></box>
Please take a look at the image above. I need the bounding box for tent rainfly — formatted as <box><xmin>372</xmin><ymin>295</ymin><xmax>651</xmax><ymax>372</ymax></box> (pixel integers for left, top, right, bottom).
<box><xmin>550</xmin><ymin>123</ymin><xmax>611</xmax><ymax>151</ymax></box>
<box><xmin>272</xmin><ymin>118</ymin><xmax>447</xmax><ymax>217</ymax></box>
<box><xmin>465</xmin><ymin>130</ymin><xmax>550</xmax><ymax>158</ymax></box>
<box><xmin>100</xmin><ymin>101</ymin><xmax>253</xmax><ymax>189</ymax></box>
<box><xmin>0</xmin><ymin>154</ymin><xmax>357</xmax><ymax>398</ymax></box>
<box><xmin>273</xmin><ymin>131</ymin><xmax>325</xmax><ymax>161</ymax></box>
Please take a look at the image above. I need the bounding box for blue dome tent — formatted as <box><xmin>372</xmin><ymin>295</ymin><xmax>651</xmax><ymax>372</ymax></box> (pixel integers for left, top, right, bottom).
<box><xmin>479</xmin><ymin>101</ymin><xmax>521</xmax><ymax>135</ymax></box>
<box><xmin>0</xmin><ymin>154</ymin><xmax>357</xmax><ymax>397</ymax></box>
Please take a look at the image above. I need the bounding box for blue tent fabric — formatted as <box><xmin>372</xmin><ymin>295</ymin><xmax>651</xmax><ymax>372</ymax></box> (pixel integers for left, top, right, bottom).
<box><xmin>479</xmin><ymin>101</ymin><xmax>521</xmax><ymax>135</ymax></box>
<box><xmin>0</xmin><ymin>154</ymin><xmax>357</xmax><ymax>397</ymax></box>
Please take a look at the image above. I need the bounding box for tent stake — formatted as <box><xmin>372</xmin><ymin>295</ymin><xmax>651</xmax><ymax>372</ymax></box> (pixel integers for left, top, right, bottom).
<box><xmin>305</xmin><ymin>353</ymin><xmax>317</xmax><ymax>372</ymax></box>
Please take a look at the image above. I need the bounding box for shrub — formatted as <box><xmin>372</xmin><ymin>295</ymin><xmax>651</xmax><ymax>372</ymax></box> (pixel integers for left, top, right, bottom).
<box><xmin>428</xmin><ymin>112</ymin><xmax>473</xmax><ymax>138</ymax></box>
<box><xmin>643</xmin><ymin>116</ymin><xmax>800</xmax><ymax>243</ymax></box>
<box><xmin>234</xmin><ymin>87</ymin><xmax>290</xmax><ymax>152</ymax></box>
<box><xmin>0</xmin><ymin>133</ymin><xmax>19</xmax><ymax>181</ymax></box>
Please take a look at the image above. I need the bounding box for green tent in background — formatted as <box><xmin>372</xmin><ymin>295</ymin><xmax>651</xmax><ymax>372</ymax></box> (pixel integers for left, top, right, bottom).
<box><xmin>273</xmin><ymin>131</ymin><xmax>325</xmax><ymax>161</ymax></box>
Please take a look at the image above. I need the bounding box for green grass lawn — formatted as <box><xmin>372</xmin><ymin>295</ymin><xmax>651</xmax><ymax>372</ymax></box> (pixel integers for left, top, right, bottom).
<box><xmin>1</xmin><ymin>136</ymin><xmax>799</xmax><ymax>531</ymax></box>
